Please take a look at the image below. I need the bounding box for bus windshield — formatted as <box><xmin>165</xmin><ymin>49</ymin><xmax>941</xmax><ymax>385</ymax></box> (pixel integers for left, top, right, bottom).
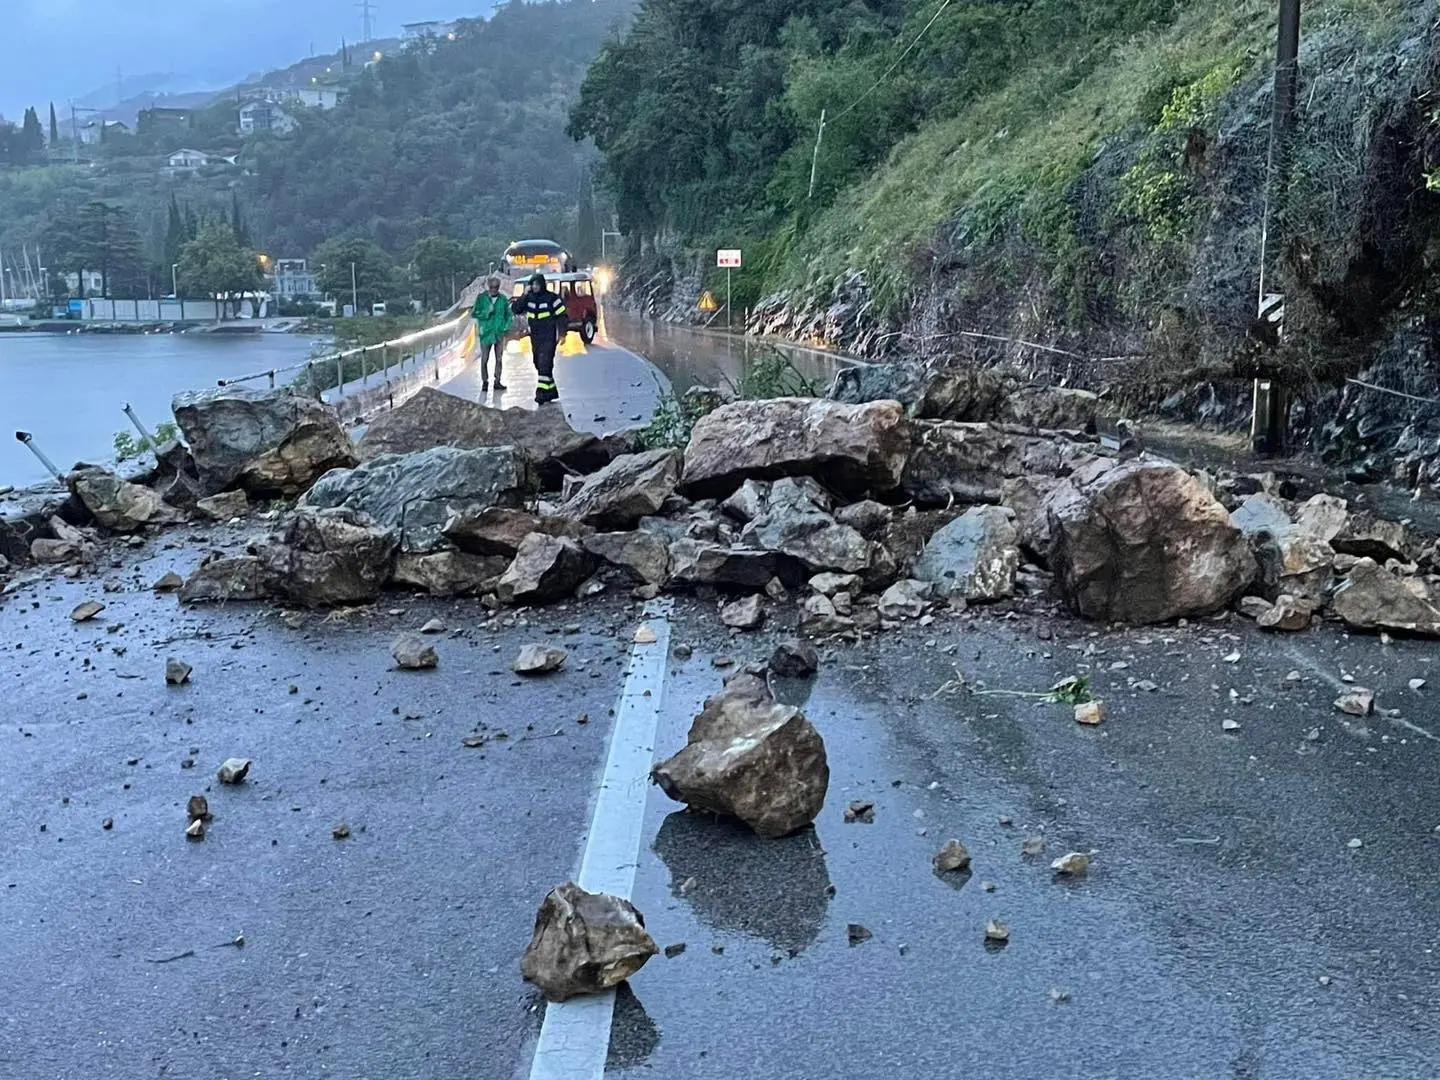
<box><xmin>503</xmin><ymin>240</ymin><xmax>571</xmax><ymax>276</ymax></box>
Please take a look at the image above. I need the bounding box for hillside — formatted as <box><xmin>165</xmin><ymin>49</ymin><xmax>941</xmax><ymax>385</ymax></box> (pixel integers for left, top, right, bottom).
<box><xmin>579</xmin><ymin>0</ymin><xmax>1440</xmax><ymax>474</ymax></box>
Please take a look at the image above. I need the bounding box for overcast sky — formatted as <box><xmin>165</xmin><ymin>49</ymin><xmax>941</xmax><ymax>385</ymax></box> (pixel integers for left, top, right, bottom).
<box><xmin>2</xmin><ymin>1</ymin><xmax>477</xmax><ymax>120</ymax></box>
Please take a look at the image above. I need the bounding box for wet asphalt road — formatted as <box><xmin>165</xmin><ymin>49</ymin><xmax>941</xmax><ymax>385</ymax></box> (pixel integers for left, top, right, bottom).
<box><xmin>3</xmin><ymin>523</ymin><xmax>1439</xmax><ymax>1079</ymax></box>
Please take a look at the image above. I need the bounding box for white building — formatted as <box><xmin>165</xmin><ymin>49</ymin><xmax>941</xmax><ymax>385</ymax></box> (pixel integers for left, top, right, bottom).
<box><xmin>260</xmin><ymin>86</ymin><xmax>346</xmax><ymax>110</ymax></box>
<box><xmin>402</xmin><ymin>20</ymin><xmax>458</xmax><ymax>45</ymax></box>
<box><xmin>166</xmin><ymin>148</ymin><xmax>211</xmax><ymax>171</ymax></box>
<box><xmin>77</xmin><ymin>120</ymin><xmax>130</xmax><ymax>145</ymax></box>
<box><xmin>239</xmin><ymin>100</ymin><xmax>297</xmax><ymax>136</ymax></box>
<box><xmin>272</xmin><ymin>259</ymin><xmax>320</xmax><ymax>299</ymax></box>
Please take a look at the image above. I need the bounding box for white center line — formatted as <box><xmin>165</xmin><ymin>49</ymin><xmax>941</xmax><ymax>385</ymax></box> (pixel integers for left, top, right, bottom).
<box><xmin>528</xmin><ymin>602</ymin><xmax>672</xmax><ymax>1080</ymax></box>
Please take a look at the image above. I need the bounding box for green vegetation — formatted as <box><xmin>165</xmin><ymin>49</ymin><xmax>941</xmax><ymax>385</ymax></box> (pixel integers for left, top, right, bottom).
<box><xmin>635</xmin><ymin>348</ymin><xmax>820</xmax><ymax>449</ymax></box>
<box><xmin>113</xmin><ymin>422</ymin><xmax>180</xmax><ymax>462</ymax></box>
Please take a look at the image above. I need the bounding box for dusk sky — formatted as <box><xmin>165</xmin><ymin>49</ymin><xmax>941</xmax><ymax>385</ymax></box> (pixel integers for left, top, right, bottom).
<box><xmin>2</xmin><ymin>1</ymin><xmax>478</xmax><ymax>119</ymax></box>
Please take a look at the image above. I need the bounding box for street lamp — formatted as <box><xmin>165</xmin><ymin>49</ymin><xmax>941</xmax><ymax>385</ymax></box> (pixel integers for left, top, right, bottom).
<box><xmin>171</xmin><ymin>263</ymin><xmax>179</xmax><ymax>298</ymax></box>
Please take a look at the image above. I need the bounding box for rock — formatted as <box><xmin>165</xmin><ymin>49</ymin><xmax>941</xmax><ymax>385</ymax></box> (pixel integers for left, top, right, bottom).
<box><xmin>514</xmin><ymin>643</ymin><xmax>568</xmax><ymax>675</ymax></box>
<box><xmin>1022</xmin><ymin>835</ymin><xmax>1046</xmax><ymax>857</ymax></box>
<box><xmin>186</xmin><ymin>794</ymin><xmax>209</xmax><ymax>821</ymax></box>
<box><xmin>913</xmin><ymin>506</ymin><xmax>1020</xmax><ymax>602</ymax></box>
<box><xmin>31</xmin><ymin>538</ymin><xmax>87</xmax><ymax>565</ymax></box>
<box><xmin>834</xmin><ymin>499</ymin><xmax>893</xmax><ymax>540</ymax></box>
<box><xmin>1074</xmin><ymin>701</ymin><xmax>1105</xmax><ymax>726</ymax></box>
<box><xmin>558</xmin><ymin>449</ymin><xmax>682</xmax><ymax>530</ymax></box>
<box><xmin>1051</xmin><ymin>852</ymin><xmax>1090</xmax><ymax>876</ymax></box>
<box><xmin>217</xmin><ymin>757</ymin><xmax>252</xmax><ymax>784</ymax></box>
<box><xmin>1049</xmin><ymin>461</ymin><xmax>1256</xmax><ymax>623</ymax></box>
<box><xmin>1256</xmin><ymin>594</ymin><xmax>1313</xmax><ymax>632</ymax></box>
<box><xmin>1409</xmin><ymin>677</ymin><xmax>1426</xmax><ymax>691</ymax></box>
<box><xmin>651</xmin><ymin>673</ymin><xmax>829</xmax><ymax>838</ymax></box>
<box><xmin>70</xmin><ymin>600</ymin><xmax>104</xmax><ymax>622</ymax></box>
<box><xmin>741</xmin><ymin>499</ymin><xmax>873</xmax><ymax>575</ymax></box>
<box><xmin>799</xmin><ymin>593</ymin><xmax>855</xmax><ymax>637</ymax></box>
<box><xmin>769</xmin><ymin>639</ymin><xmax>820</xmax><ymax>678</ymax></box>
<box><xmin>984</xmin><ymin>920</ymin><xmax>1010</xmax><ymax>943</ymax></box>
<box><xmin>846</xmin><ymin>923</ymin><xmax>873</xmax><ymax>946</ymax></box>
<box><xmin>844</xmin><ymin>800</ymin><xmax>875</xmax><ymax>823</ymax></box>
<box><xmin>153</xmin><ymin>571</ymin><xmax>184</xmax><ymax>592</ymax></box>
<box><xmin>69</xmin><ymin>468</ymin><xmax>183</xmax><ymax>532</ymax></box>
<box><xmin>720</xmin><ymin>479</ymin><xmax>770</xmax><ymax>523</ymax></box>
<box><xmin>392</xmin><ymin>633</ymin><xmax>438</xmax><ymax>670</ymax></box>
<box><xmin>1334</xmin><ymin>687</ymin><xmax>1375</xmax><ymax>716</ymax></box>
<box><xmin>681</xmin><ymin>397</ymin><xmax>910</xmax><ymax>498</ymax></box>
<box><xmin>1230</xmin><ymin>492</ymin><xmax>1294</xmax><ymax>535</ymax></box>
<box><xmin>933</xmin><ymin>840</ymin><xmax>972</xmax><ymax>873</ymax></box>
<box><xmin>1252</xmin><ymin>529</ymin><xmax>1335</xmax><ymax>605</ymax></box>
<box><xmin>496</xmin><ymin>534</ymin><xmax>594</xmax><ymax>604</ymax></box>
<box><xmin>186</xmin><ymin>819</ymin><xmax>206</xmax><ymax>840</ymax></box>
<box><xmin>902</xmin><ymin>420</ymin><xmax>1105</xmax><ymax>505</ymax></box>
<box><xmin>357</xmin><ymin>386</ymin><xmax>608</xmax><ymax>486</ymax></box>
<box><xmin>1237</xmin><ymin>595</ymin><xmax>1274</xmax><ymax>619</ymax></box>
<box><xmin>420</xmin><ymin>618</ymin><xmax>447</xmax><ymax>634</ymax></box>
<box><xmin>1293</xmin><ymin>494</ymin><xmax>1349</xmax><ymax>542</ymax></box>
<box><xmin>301</xmin><ymin>446</ymin><xmax>532</xmax><ymax>554</ymax></box>
<box><xmin>148</xmin><ymin>439</ymin><xmax>205</xmax><ymax>511</ymax></box>
<box><xmin>194</xmin><ymin>490</ymin><xmax>249</xmax><ymax>522</ymax></box>
<box><xmin>809</xmin><ymin>572</ymin><xmax>861</xmax><ymax>596</ymax></box>
<box><xmin>520</xmin><ymin>882</ymin><xmax>659</xmax><ymax>1002</ymax></box>
<box><xmin>178</xmin><ymin>555</ymin><xmax>272</xmax><ymax>604</ymax></box>
<box><xmin>1000</xmin><ymin>475</ymin><xmax>1072</xmax><ymax>562</ymax></box>
<box><xmin>256</xmin><ymin>507</ymin><xmax>397</xmax><ymax>608</ymax></box>
<box><xmin>172</xmin><ymin>385</ymin><xmax>357</xmax><ymax>496</ymax></box>
<box><xmin>667</xmin><ymin>539</ymin><xmax>784</xmax><ymax>589</ymax></box>
<box><xmin>443</xmin><ymin>506</ymin><xmax>590</xmax><ymax>557</ymax></box>
<box><xmin>332</xmin><ymin>823</ymin><xmax>351</xmax><ymax>840</ymax></box>
<box><xmin>1331</xmin><ymin>513</ymin><xmax>1411</xmax><ymax>563</ymax></box>
<box><xmin>634</xmin><ymin>624</ymin><xmax>658</xmax><ymax>644</ymax></box>
<box><xmin>720</xmin><ymin>594</ymin><xmax>765</xmax><ymax>630</ymax></box>
<box><xmin>1332</xmin><ymin>558</ymin><xmax>1440</xmax><ymax>636</ymax></box>
<box><xmin>1222</xmin><ymin>717</ymin><xmax>1241</xmax><ymax>732</ymax></box>
<box><xmin>663</xmin><ymin>942</ymin><xmax>686</xmax><ymax>959</ymax></box>
<box><xmin>165</xmin><ymin>658</ymin><xmax>192</xmax><ymax>685</ymax></box>
<box><xmin>876</xmin><ymin>579</ymin><xmax>931</xmax><ymax>619</ymax></box>
<box><xmin>582</xmin><ymin>531</ymin><xmax>672</xmax><ymax>585</ymax></box>
<box><xmin>391</xmin><ymin>550</ymin><xmax>507</xmax><ymax>597</ymax></box>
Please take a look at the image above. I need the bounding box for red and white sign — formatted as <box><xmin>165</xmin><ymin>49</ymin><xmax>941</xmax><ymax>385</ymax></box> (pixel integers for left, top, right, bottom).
<box><xmin>716</xmin><ymin>249</ymin><xmax>742</xmax><ymax>268</ymax></box>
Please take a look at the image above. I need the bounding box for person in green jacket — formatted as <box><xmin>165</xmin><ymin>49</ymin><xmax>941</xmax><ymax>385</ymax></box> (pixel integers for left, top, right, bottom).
<box><xmin>471</xmin><ymin>276</ymin><xmax>512</xmax><ymax>392</ymax></box>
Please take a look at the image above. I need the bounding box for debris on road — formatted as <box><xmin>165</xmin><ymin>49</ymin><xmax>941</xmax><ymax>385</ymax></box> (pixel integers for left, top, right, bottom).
<box><xmin>1410</xmin><ymin>678</ymin><xmax>1427</xmax><ymax>691</ymax></box>
<box><xmin>165</xmin><ymin>658</ymin><xmax>192</xmax><ymax>685</ymax></box>
<box><xmin>984</xmin><ymin>920</ymin><xmax>1010</xmax><ymax>943</ymax></box>
<box><xmin>217</xmin><ymin>758</ymin><xmax>252</xmax><ymax>784</ymax></box>
<box><xmin>186</xmin><ymin>795</ymin><xmax>209</xmax><ymax>821</ymax></box>
<box><xmin>1222</xmin><ymin>718</ymin><xmax>1241</xmax><ymax>732</ymax></box>
<box><xmin>1022</xmin><ymin>835</ymin><xmax>1046</xmax><ymax>857</ymax></box>
<box><xmin>1074</xmin><ymin>701</ymin><xmax>1105</xmax><ymax>726</ymax></box>
<box><xmin>769</xmin><ymin>638</ymin><xmax>820</xmax><ymax>678</ymax></box>
<box><xmin>843</xmin><ymin>800</ymin><xmax>875</xmax><ymax>824</ymax></box>
<box><xmin>663</xmin><ymin>942</ymin><xmax>687</xmax><ymax>959</ymax></box>
<box><xmin>933</xmin><ymin>840</ymin><xmax>972</xmax><ymax>873</ymax></box>
<box><xmin>332</xmin><ymin>823</ymin><xmax>351</xmax><ymax>840</ymax></box>
<box><xmin>152</xmin><ymin>571</ymin><xmax>184</xmax><ymax>592</ymax></box>
<box><xmin>392</xmin><ymin>633</ymin><xmax>439</xmax><ymax>670</ymax></box>
<box><xmin>847</xmin><ymin>923</ymin><xmax>873</xmax><ymax>946</ymax></box>
<box><xmin>634</xmin><ymin>623</ymin><xmax>657</xmax><ymax>644</ymax></box>
<box><xmin>420</xmin><ymin>618</ymin><xmax>446</xmax><ymax>634</ymax></box>
<box><xmin>1334</xmin><ymin>688</ymin><xmax>1375</xmax><ymax>717</ymax></box>
<box><xmin>720</xmin><ymin>594</ymin><xmax>765</xmax><ymax>630</ymax></box>
<box><xmin>1051</xmin><ymin>851</ymin><xmax>1090</xmax><ymax>876</ymax></box>
<box><xmin>185</xmin><ymin>819</ymin><xmax>206</xmax><ymax>840</ymax></box>
<box><xmin>520</xmin><ymin>882</ymin><xmax>658</xmax><ymax>1002</ymax></box>
<box><xmin>70</xmin><ymin>600</ymin><xmax>104</xmax><ymax>622</ymax></box>
<box><xmin>513</xmin><ymin>643</ymin><xmax>567</xmax><ymax>675</ymax></box>
<box><xmin>652</xmin><ymin>671</ymin><xmax>829</xmax><ymax>838</ymax></box>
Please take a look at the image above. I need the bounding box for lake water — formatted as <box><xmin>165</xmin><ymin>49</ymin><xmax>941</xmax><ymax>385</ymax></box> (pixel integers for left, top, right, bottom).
<box><xmin>0</xmin><ymin>332</ymin><xmax>319</xmax><ymax>485</ymax></box>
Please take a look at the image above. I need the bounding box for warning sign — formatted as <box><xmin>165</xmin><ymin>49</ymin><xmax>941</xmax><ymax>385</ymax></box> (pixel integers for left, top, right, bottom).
<box><xmin>697</xmin><ymin>290</ymin><xmax>719</xmax><ymax>313</ymax></box>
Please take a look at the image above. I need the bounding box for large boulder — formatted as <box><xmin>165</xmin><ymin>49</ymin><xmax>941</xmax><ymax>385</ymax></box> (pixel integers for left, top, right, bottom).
<box><xmin>558</xmin><ymin>449</ymin><xmax>682</xmax><ymax>530</ymax></box>
<box><xmin>1049</xmin><ymin>461</ymin><xmax>1256</xmax><ymax>623</ymax></box>
<box><xmin>356</xmin><ymin>386</ymin><xmax>607</xmax><ymax>486</ymax></box>
<box><xmin>443</xmin><ymin>506</ymin><xmax>591</xmax><ymax>557</ymax></box>
<box><xmin>1331</xmin><ymin>558</ymin><xmax>1440</xmax><ymax>636</ymax></box>
<box><xmin>301</xmin><ymin>446</ymin><xmax>532</xmax><ymax>553</ymax></box>
<box><xmin>520</xmin><ymin>883</ymin><xmax>658</xmax><ymax>1002</ymax></box>
<box><xmin>171</xmin><ymin>386</ymin><xmax>357</xmax><ymax>496</ymax></box>
<box><xmin>583</xmin><ymin>531</ymin><xmax>672</xmax><ymax>585</ymax></box>
<box><xmin>651</xmin><ymin>672</ymin><xmax>829</xmax><ymax>838</ymax></box>
<box><xmin>902</xmin><ymin>420</ymin><xmax>1106</xmax><ymax>505</ymax></box>
<box><xmin>391</xmin><ymin>551</ymin><xmax>508</xmax><ymax>597</ymax></box>
<box><xmin>1229</xmin><ymin>493</ymin><xmax>1334</xmax><ymax>604</ymax></box>
<box><xmin>667</xmin><ymin>539</ymin><xmax>787</xmax><ymax>589</ymax></box>
<box><xmin>178</xmin><ymin>555</ymin><xmax>272</xmax><ymax>604</ymax></box>
<box><xmin>495</xmin><ymin>534</ymin><xmax>594</xmax><ymax>604</ymax></box>
<box><xmin>741</xmin><ymin>507</ymin><xmax>872</xmax><ymax>575</ymax></box>
<box><xmin>1331</xmin><ymin>513</ymin><xmax>1411</xmax><ymax>563</ymax></box>
<box><xmin>256</xmin><ymin>507</ymin><xmax>398</xmax><ymax>608</ymax></box>
<box><xmin>913</xmin><ymin>506</ymin><xmax>1020</xmax><ymax>601</ymax></box>
<box><xmin>681</xmin><ymin>398</ymin><xmax>910</xmax><ymax>498</ymax></box>
<box><xmin>835</xmin><ymin>365</ymin><xmax>1100</xmax><ymax>431</ymax></box>
<box><xmin>68</xmin><ymin>467</ymin><xmax>183</xmax><ymax>533</ymax></box>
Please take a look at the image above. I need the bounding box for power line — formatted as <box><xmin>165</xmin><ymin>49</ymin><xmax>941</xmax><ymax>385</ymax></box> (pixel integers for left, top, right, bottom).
<box><xmin>808</xmin><ymin>0</ymin><xmax>955</xmax><ymax>198</ymax></box>
<box><xmin>358</xmin><ymin>0</ymin><xmax>375</xmax><ymax>43</ymax></box>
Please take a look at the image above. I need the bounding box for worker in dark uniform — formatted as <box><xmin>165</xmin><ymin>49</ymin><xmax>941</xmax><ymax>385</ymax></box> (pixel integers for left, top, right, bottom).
<box><xmin>512</xmin><ymin>272</ymin><xmax>566</xmax><ymax>405</ymax></box>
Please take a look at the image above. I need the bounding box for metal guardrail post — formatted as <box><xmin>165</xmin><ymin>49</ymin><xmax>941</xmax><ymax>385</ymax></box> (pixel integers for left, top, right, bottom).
<box><xmin>268</xmin><ymin>369</ymin><xmax>276</xmax><ymax>388</ymax></box>
<box><xmin>361</xmin><ymin>348</ymin><xmax>369</xmax><ymax>387</ymax></box>
<box><xmin>336</xmin><ymin>354</ymin><xmax>345</xmax><ymax>399</ymax></box>
<box><xmin>122</xmin><ymin>403</ymin><xmax>158</xmax><ymax>450</ymax></box>
<box><xmin>15</xmin><ymin>432</ymin><xmax>63</xmax><ymax>481</ymax></box>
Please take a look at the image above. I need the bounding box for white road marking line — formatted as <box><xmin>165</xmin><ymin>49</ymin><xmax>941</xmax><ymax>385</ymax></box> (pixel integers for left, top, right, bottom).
<box><xmin>1280</xmin><ymin>642</ymin><xmax>1440</xmax><ymax>741</ymax></box>
<box><xmin>528</xmin><ymin>602</ymin><xmax>672</xmax><ymax>1080</ymax></box>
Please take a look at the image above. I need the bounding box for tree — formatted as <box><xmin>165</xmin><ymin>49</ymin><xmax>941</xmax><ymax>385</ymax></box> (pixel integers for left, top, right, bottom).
<box><xmin>43</xmin><ymin>201</ymin><xmax>146</xmax><ymax>299</ymax></box>
<box><xmin>177</xmin><ymin>223</ymin><xmax>262</xmax><ymax>318</ymax></box>
<box><xmin>231</xmin><ymin>191</ymin><xmax>250</xmax><ymax>247</ymax></box>
<box><xmin>48</xmin><ymin>103</ymin><xmax>59</xmax><ymax>147</ymax></box>
<box><xmin>312</xmin><ymin>236</ymin><xmax>402</xmax><ymax>312</ymax></box>
<box><xmin>20</xmin><ymin>107</ymin><xmax>44</xmax><ymax>161</ymax></box>
<box><xmin>411</xmin><ymin>235</ymin><xmax>474</xmax><ymax>310</ymax></box>
<box><xmin>576</xmin><ymin>169</ymin><xmax>600</xmax><ymax>263</ymax></box>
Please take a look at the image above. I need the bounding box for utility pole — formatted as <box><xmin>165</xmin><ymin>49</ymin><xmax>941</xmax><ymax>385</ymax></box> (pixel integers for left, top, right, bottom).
<box><xmin>601</xmin><ymin>229</ymin><xmax>621</xmax><ymax>263</ymax></box>
<box><xmin>1252</xmin><ymin>0</ymin><xmax>1302</xmax><ymax>456</ymax></box>
<box><xmin>808</xmin><ymin>109</ymin><xmax>826</xmax><ymax>200</ymax></box>
<box><xmin>351</xmin><ymin>261</ymin><xmax>359</xmax><ymax>315</ymax></box>
<box><xmin>357</xmin><ymin>0</ymin><xmax>375</xmax><ymax>43</ymax></box>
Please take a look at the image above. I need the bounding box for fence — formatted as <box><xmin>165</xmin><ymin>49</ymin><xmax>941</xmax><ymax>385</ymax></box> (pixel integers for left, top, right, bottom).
<box><xmin>82</xmin><ymin>298</ymin><xmax>223</xmax><ymax>322</ymax></box>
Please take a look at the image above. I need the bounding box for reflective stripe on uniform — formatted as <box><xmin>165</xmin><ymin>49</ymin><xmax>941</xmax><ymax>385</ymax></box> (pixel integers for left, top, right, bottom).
<box><xmin>531</xmin><ymin>310</ymin><xmax>553</xmax><ymax>319</ymax></box>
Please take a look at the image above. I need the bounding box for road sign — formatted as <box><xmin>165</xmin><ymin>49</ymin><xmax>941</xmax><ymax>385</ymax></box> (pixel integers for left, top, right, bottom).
<box><xmin>697</xmin><ymin>290</ymin><xmax>718</xmax><ymax>313</ymax></box>
<box><xmin>717</xmin><ymin>249</ymin><xmax>742</xmax><ymax>268</ymax></box>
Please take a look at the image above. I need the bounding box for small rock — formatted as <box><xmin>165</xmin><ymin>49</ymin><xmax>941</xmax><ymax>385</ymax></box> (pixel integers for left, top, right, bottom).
<box><xmin>1346</xmin><ymin>837</ymin><xmax>1363</xmax><ymax>849</ymax></box>
<box><xmin>673</xmin><ymin>643</ymin><xmax>693</xmax><ymax>660</ymax></box>
<box><xmin>1074</xmin><ymin>701</ymin><xmax>1104</xmax><ymax>726</ymax></box>
<box><xmin>712</xmin><ymin>655</ymin><xmax>734</xmax><ymax>668</ymax></box>
<box><xmin>185</xmin><ymin>819</ymin><xmax>206</xmax><ymax>840</ymax></box>
<box><xmin>1334</xmin><ymin>688</ymin><xmax>1375</xmax><ymax>717</ymax></box>
<box><xmin>153</xmin><ymin>571</ymin><xmax>184</xmax><ymax>592</ymax></box>
<box><xmin>1409</xmin><ymin>678</ymin><xmax>1426</xmax><ymax>691</ymax></box>
<box><xmin>843</xmin><ymin>800</ymin><xmax>875</xmax><ymax>824</ymax></box>
<box><xmin>392</xmin><ymin>633</ymin><xmax>438</xmax><ymax>670</ymax></box>
<box><xmin>1222</xmin><ymin>650</ymin><xmax>1241</xmax><ymax>663</ymax></box>
<box><xmin>102</xmin><ymin>818</ymin><xmax>113</xmax><ymax>830</ymax></box>
<box><xmin>634</xmin><ymin>624</ymin><xmax>658</xmax><ymax>644</ymax></box>
<box><xmin>462</xmin><ymin>735</ymin><xmax>486</xmax><ymax>748</ymax></box>
<box><xmin>1222</xmin><ymin>718</ymin><xmax>1241</xmax><ymax>732</ymax></box>
<box><xmin>1051</xmin><ymin>852</ymin><xmax>1090</xmax><ymax>876</ymax></box>
<box><xmin>70</xmin><ymin>600</ymin><xmax>105</xmax><ymax>623</ymax></box>
<box><xmin>186</xmin><ymin>795</ymin><xmax>209</xmax><ymax>821</ymax></box>
<box><xmin>980</xmin><ymin>880</ymin><xmax>996</xmax><ymax>892</ymax></box>
<box><xmin>720</xmin><ymin>594</ymin><xmax>765</xmax><ymax>630</ymax></box>
<box><xmin>165</xmin><ymin>658</ymin><xmax>192</xmax><ymax>686</ymax></box>
<box><xmin>332</xmin><ymin>823</ymin><xmax>351</xmax><ymax>840</ymax></box>
<box><xmin>663</xmin><ymin>942</ymin><xmax>687</xmax><ymax>959</ymax></box>
<box><xmin>514</xmin><ymin>643</ymin><xmax>567</xmax><ymax>675</ymax></box>
<box><xmin>420</xmin><ymin>618</ymin><xmax>446</xmax><ymax>634</ymax></box>
<box><xmin>1021</xmin><ymin>836</ymin><xmax>1046</xmax><ymax>857</ymax></box>
<box><xmin>217</xmin><ymin>758</ymin><xmax>252</xmax><ymax>784</ymax></box>
<box><xmin>1238</xmin><ymin>595</ymin><xmax>1274</xmax><ymax>619</ymax></box>
<box><xmin>984</xmin><ymin>920</ymin><xmax>1010</xmax><ymax>943</ymax></box>
<box><xmin>520</xmin><ymin>882</ymin><xmax>658</xmax><ymax>1001</ymax></box>
<box><xmin>846</xmin><ymin>923</ymin><xmax>872</xmax><ymax>946</ymax></box>
<box><xmin>1318</xmin><ymin>975</ymin><xmax>1332</xmax><ymax>987</ymax></box>
<box><xmin>933</xmin><ymin>840</ymin><xmax>971</xmax><ymax>873</ymax></box>
<box><xmin>769</xmin><ymin>639</ymin><xmax>820</xmax><ymax>679</ymax></box>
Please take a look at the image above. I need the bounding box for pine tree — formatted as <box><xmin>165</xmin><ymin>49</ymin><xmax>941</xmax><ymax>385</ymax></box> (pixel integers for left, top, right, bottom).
<box><xmin>577</xmin><ymin>169</ymin><xmax>600</xmax><ymax>262</ymax></box>
<box><xmin>184</xmin><ymin>205</ymin><xmax>199</xmax><ymax>242</ymax></box>
<box><xmin>48</xmin><ymin>102</ymin><xmax>59</xmax><ymax>147</ymax></box>
<box><xmin>230</xmin><ymin>191</ymin><xmax>250</xmax><ymax>247</ymax></box>
<box><xmin>20</xmin><ymin>107</ymin><xmax>44</xmax><ymax>160</ymax></box>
